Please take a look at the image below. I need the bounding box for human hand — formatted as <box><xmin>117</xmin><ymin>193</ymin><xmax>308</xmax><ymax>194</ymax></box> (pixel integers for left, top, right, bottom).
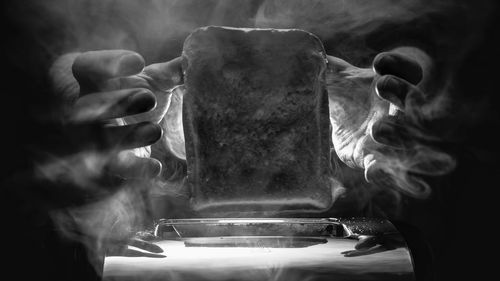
<box><xmin>106</xmin><ymin>236</ymin><xmax>165</xmax><ymax>258</ymax></box>
<box><xmin>327</xmin><ymin>47</ymin><xmax>454</xmax><ymax>197</ymax></box>
<box><xmin>37</xmin><ymin>50</ymin><xmax>183</xmax><ymax>206</ymax></box>
<box><xmin>342</xmin><ymin>232</ymin><xmax>405</xmax><ymax>257</ymax></box>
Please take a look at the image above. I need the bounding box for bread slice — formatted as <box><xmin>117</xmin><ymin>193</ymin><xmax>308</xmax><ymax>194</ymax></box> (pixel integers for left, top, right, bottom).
<box><xmin>182</xmin><ymin>26</ymin><xmax>333</xmax><ymax>215</ymax></box>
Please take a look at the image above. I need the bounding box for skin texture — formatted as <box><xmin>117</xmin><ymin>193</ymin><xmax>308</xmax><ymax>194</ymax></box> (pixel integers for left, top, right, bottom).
<box><xmin>326</xmin><ymin>47</ymin><xmax>443</xmax><ymax>196</ymax></box>
<box><xmin>46</xmin><ymin>50</ymin><xmax>183</xmax><ymax>257</ymax></box>
<box><xmin>48</xmin><ymin>50</ymin><xmax>183</xmax><ymax>191</ymax></box>
<box><xmin>46</xmin><ymin>45</ymin><xmax>435</xmax><ymax>261</ymax></box>
<box><xmin>326</xmin><ymin>47</ymin><xmax>439</xmax><ymax>251</ymax></box>
<box><xmin>49</xmin><ymin>46</ymin><xmax>435</xmax><ymax>197</ymax></box>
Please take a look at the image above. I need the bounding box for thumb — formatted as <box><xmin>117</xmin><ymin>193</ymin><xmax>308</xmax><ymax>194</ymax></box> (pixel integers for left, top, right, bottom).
<box><xmin>122</xmin><ymin>57</ymin><xmax>183</xmax><ymax>125</ymax></box>
<box><xmin>142</xmin><ymin>57</ymin><xmax>183</xmax><ymax>91</ymax></box>
<box><xmin>326</xmin><ymin>55</ymin><xmax>354</xmax><ymax>74</ymax></box>
<box><xmin>326</xmin><ymin>55</ymin><xmax>374</xmax><ymax>78</ymax></box>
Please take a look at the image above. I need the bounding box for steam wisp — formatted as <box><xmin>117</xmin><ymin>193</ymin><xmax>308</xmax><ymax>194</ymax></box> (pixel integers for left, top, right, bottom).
<box><xmin>13</xmin><ymin>1</ymin><xmax>496</xmax><ymax>278</ymax></box>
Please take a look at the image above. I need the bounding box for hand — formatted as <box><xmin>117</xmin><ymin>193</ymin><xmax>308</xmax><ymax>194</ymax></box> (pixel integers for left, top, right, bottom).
<box><xmin>106</xmin><ymin>237</ymin><xmax>165</xmax><ymax>258</ymax></box>
<box><xmin>326</xmin><ymin>47</ymin><xmax>454</xmax><ymax>197</ymax></box>
<box><xmin>342</xmin><ymin>232</ymin><xmax>405</xmax><ymax>257</ymax></box>
<box><xmin>37</xmin><ymin>50</ymin><xmax>183</xmax><ymax>206</ymax></box>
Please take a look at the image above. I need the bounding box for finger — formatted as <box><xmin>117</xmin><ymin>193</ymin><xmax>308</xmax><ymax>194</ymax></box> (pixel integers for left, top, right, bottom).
<box><xmin>120</xmin><ymin>248</ymin><xmax>166</xmax><ymax>258</ymax></box>
<box><xmin>143</xmin><ymin>57</ymin><xmax>183</xmax><ymax>91</ymax></box>
<box><xmin>355</xmin><ymin>235</ymin><xmax>380</xmax><ymax>250</ymax></box>
<box><xmin>101</xmin><ymin>122</ymin><xmax>162</xmax><ymax>150</ymax></box>
<box><xmin>342</xmin><ymin>247</ymin><xmax>386</xmax><ymax>257</ymax></box>
<box><xmin>101</xmin><ymin>75</ymin><xmax>151</xmax><ymax>92</ymax></box>
<box><xmin>373</xmin><ymin>52</ymin><xmax>423</xmax><ymax>85</ymax></box>
<box><xmin>115</xmin><ymin>57</ymin><xmax>184</xmax><ymax>125</ymax></box>
<box><xmin>375</xmin><ymin>75</ymin><xmax>417</xmax><ymax>111</ymax></box>
<box><xmin>102</xmin><ymin>75</ymin><xmax>171</xmax><ymax>125</ymax></box>
<box><xmin>326</xmin><ymin>55</ymin><xmax>354</xmax><ymax>73</ymax></box>
<box><xmin>128</xmin><ymin>238</ymin><xmax>164</xmax><ymax>253</ymax></box>
<box><xmin>365</xmin><ymin>154</ymin><xmax>395</xmax><ymax>188</ymax></box>
<box><xmin>370</xmin><ymin>116</ymin><xmax>413</xmax><ymax>149</ymax></box>
<box><xmin>378</xmin><ymin>232</ymin><xmax>405</xmax><ymax>249</ymax></box>
<box><xmin>122</xmin><ymin>89</ymin><xmax>171</xmax><ymax>125</ymax></box>
<box><xmin>326</xmin><ymin>55</ymin><xmax>374</xmax><ymax>81</ymax></box>
<box><xmin>71</xmin><ymin>88</ymin><xmax>156</xmax><ymax>122</ymax></box>
<box><xmin>72</xmin><ymin>50</ymin><xmax>145</xmax><ymax>94</ymax></box>
<box><xmin>65</xmin><ymin>122</ymin><xmax>162</xmax><ymax>152</ymax></box>
<box><xmin>342</xmin><ymin>250</ymin><xmax>362</xmax><ymax>257</ymax></box>
<box><xmin>102</xmin><ymin>57</ymin><xmax>183</xmax><ymax>106</ymax></box>
<box><xmin>107</xmin><ymin>151</ymin><xmax>162</xmax><ymax>179</ymax></box>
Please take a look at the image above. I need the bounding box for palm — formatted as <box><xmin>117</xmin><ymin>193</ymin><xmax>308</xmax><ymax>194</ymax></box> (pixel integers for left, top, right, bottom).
<box><xmin>116</xmin><ymin>60</ymin><xmax>182</xmax><ymax>126</ymax></box>
<box><xmin>326</xmin><ymin>56</ymin><xmax>389</xmax><ymax>170</ymax></box>
<box><xmin>325</xmin><ymin>49</ymin><xmax>456</xmax><ymax>198</ymax></box>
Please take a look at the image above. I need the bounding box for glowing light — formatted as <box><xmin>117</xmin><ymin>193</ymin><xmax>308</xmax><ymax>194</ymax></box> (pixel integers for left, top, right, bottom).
<box><xmin>220</xmin><ymin>219</ymin><xmax>286</xmax><ymax>224</ymax></box>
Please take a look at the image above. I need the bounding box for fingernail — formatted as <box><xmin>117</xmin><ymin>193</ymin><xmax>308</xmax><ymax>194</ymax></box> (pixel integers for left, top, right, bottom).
<box><xmin>128</xmin><ymin>91</ymin><xmax>156</xmax><ymax>113</ymax></box>
<box><xmin>355</xmin><ymin>235</ymin><xmax>379</xmax><ymax>250</ymax></box>
<box><xmin>137</xmin><ymin>122</ymin><xmax>162</xmax><ymax>143</ymax></box>
<box><xmin>136</xmin><ymin>159</ymin><xmax>162</xmax><ymax>179</ymax></box>
<box><xmin>146</xmin><ymin>242</ymin><xmax>164</xmax><ymax>253</ymax></box>
<box><xmin>146</xmin><ymin>159</ymin><xmax>162</xmax><ymax>178</ymax></box>
<box><xmin>374</xmin><ymin>54</ymin><xmax>423</xmax><ymax>84</ymax></box>
<box><xmin>378</xmin><ymin>76</ymin><xmax>401</xmax><ymax>93</ymax></box>
<box><xmin>119</xmin><ymin>54</ymin><xmax>145</xmax><ymax>76</ymax></box>
<box><xmin>376</xmin><ymin>76</ymin><xmax>405</xmax><ymax>108</ymax></box>
<box><xmin>373</xmin><ymin>54</ymin><xmax>396</xmax><ymax>74</ymax></box>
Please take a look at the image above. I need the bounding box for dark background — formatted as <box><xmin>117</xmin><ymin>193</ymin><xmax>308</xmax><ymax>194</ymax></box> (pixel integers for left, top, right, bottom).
<box><xmin>1</xmin><ymin>0</ymin><xmax>499</xmax><ymax>280</ymax></box>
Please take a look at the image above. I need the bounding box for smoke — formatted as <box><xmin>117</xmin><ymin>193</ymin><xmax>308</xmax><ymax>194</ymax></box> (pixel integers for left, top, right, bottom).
<box><xmin>256</xmin><ymin>0</ymin><xmax>438</xmax><ymax>36</ymax></box>
<box><xmin>253</xmin><ymin>0</ymin><xmax>495</xmax><ymax>218</ymax></box>
<box><xmin>50</xmin><ymin>186</ymin><xmax>151</xmax><ymax>274</ymax></box>
<box><xmin>11</xmin><ymin>0</ymin><xmax>261</xmax><ymax>64</ymax></box>
<box><xmin>16</xmin><ymin>1</ymin><xmax>262</xmax><ymax>276</ymax></box>
<box><xmin>254</xmin><ymin>0</ymin><xmax>491</xmax><ymax>50</ymax></box>
<box><xmin>9</xmin><ymin>0</ymin><xmax>497</xmax><ymax>278</ymax></box>
<box><xmin>254</xmin><ymin>0</ymin><xmax>447</xmax><ymax>63</ymax></box>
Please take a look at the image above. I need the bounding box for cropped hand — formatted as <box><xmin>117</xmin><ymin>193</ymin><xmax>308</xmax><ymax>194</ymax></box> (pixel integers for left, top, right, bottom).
<box><xmin>39</xmin><ymin>50</ymin><xmax>182</xmax><ymax>206</ymax></box>
<box><xmin>327</xmin><ymin>47</ymin><xmax>454</xmax><ymax>197</ymax></box>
